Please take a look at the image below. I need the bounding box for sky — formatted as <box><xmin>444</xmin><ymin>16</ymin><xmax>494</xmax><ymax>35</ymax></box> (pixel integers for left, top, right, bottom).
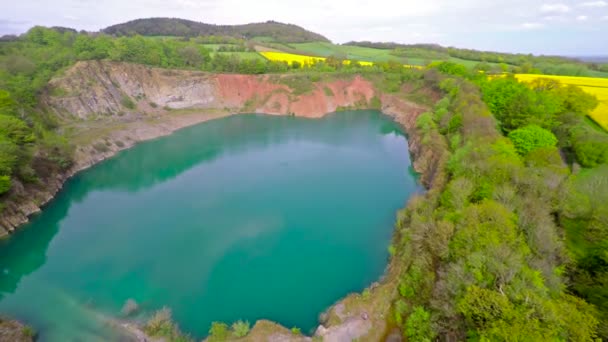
<box><xmin>1</xmin><ymin>0</ymin><xmax>608</xmax><ymax>56</ymax></box>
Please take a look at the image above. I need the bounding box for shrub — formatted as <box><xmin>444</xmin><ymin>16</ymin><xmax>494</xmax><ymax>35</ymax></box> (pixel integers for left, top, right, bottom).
<box><xmin>405</xmin><ymin>306</ymin><xmax>435</xmax><ymax>342</ymax></box>
<box><xmin>93</xmin><ymin>142</ymin><xmax>110</xmax><ymax>153</ymax></box>
<box><xmin>508</xmin><ymin>125</ymin><xmax>558</xmax><ymax>155</ymax></box>
<box><xmin>291</xmin><ymin>327</ymin><xmax>302</xmax><ymax>335</ymax></box>
<box><xmin>231</xmin><ymin>320</ymin><xmax>250</xmax><ymax>338</ymax></box>
<box><xmin>388</xmin><ymin>244</ymin><xmax>397</xmax><ymax>256</ymax></box>
<box><xmin>209</xmin><ymin>322</ymin><xmax>229</xmax><ymax>341</ymax></box>
<box><xmin>362</xmin><ymin>288</ymin><xmax>371</xmax><ymax>300</ymax></box>
<box><xmin>370</xmin><ymin>96</ymin><xmax>382</xmax><ymax>109</ymax></box>
<box><xmin>121</xmin><ymin>95</ymin><xmax>136</xmax><ymax>109</ymax></box>
<box><xmin>0</xmin><ymin>175</ymin><xmax>11</xmax><ymax>195</ymax></box>
<box><xmin>143</xmin><ymin>307</ymin><xmax>185</xmax><ymax>339</ymax></box>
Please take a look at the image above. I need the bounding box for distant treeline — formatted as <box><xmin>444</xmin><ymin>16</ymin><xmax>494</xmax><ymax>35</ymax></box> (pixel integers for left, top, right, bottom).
<box><xmin>102</xmin><ymin>18</ymin><xmax>330</xmax><ymax>43</ymax></box>
<box><xmin>345</xmin><ymin>41</ymin><xmax>608</xmax><ymax>76</ymax></box>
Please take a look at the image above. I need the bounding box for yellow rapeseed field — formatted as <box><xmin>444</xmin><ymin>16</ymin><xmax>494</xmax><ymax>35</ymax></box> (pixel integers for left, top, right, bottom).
<box><xmin>260</xmin><ymin>51</ymin><xmax>404</xmax><ymax>68</ymax></box>
<box><xmin>515</xmin><ymin>74</ymin><xmax>608</xmax><ymax>130</ymax></box>
<box><xmin>260</xmin><ymin>51</ymin><xmax>326</xmax><ymax>66</ymax></box>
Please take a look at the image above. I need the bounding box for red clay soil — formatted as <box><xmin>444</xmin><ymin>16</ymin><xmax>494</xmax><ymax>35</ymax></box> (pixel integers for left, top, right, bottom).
<box><xmin>214</xmin><ymin>74</ymin><xmax>376</xmax><ymax>118</ymax></box>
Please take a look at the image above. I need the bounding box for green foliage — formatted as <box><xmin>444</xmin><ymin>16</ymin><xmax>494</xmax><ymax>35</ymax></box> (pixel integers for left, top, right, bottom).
<box><xmin>0</xmin><ymin>138</ymin><xmax>18</xmax><ymax>175</ymax></box>
<box><xmin>103</xmin><ymin>18</ymin><xmax>330</xmax><ymax>43</ymax></box>
<box><xmin>508</xmin><ymin>125</ymin><xmax>558</xmax><ymax>155</ymax></box>
<box><xmin>404</xmin><ymin>306</ymin><xmax>435</xmax><ymax>342</ymax></box>
<box><xmin>0</xmin><ymin>175</ymin><xmax>11</xmax><ymax>195</ymax></box>
<box><xmin>416</xmin><ymin>112</ymin><xmax>436</xmax><ymax>134</ymax></box>
<box><xmin>395</xmin><ymin>74</ymin><xmax>601</xmax><ymax>341</ymax></box>
<box><xmin>322</xmin><ymin>86</ymin><xmax>334</xmax><ymax>97</ymax></box>
<box><xmin>479</xmin><ymin>77</ymin><xmax>560</xmax><ymax>131</ymax></box>
<box><xmin>121</xmin><ymin>95</ymin><xmax>136</xmax><ymax>109</ymax></box>
<box><xmin>0</xmin><ymin>115</ymin><xmax>34</xmax><ymax>145</ymax></box>
<box><xmin>291</xmin><ymin>327</ymin><xmax>302</xmax><ymax>335</ymax></box>
<box><xmin>362</xmin><ymin>288</ymin><xmax>371</xmax><ymax>300</ymax></box>
<box><xmin>144</xmin><ymin>307</ymin><xmax>192</xmax><ymax>342</ymax></box>
<box><xmin>558</xmin><ymin>115</ymin><xmax>608</xmax><ymax>167</ymax></box>
<box><xmin>435</xmin><ymin>61</ymin><xmax>469</xmax><ymax>76</ymax></box>
<box><xmin>560</xmin><ymin>165</ymin><xmax>608</xmax><ymax>338</ymax></box>
<box><xmin>231</xmin><ymin>320</ymin><xmax>250</xmax><ymax>338</ymax></box>
<box><xmin>208</xmin><ymin>322</ymin><xmax>229</xmax><ymax>341</ymax></box>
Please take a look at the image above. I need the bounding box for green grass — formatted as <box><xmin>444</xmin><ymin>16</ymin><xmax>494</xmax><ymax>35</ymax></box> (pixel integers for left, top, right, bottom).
<box><xmin>211</xmin><ymin>52</ymin><xmax>264</xmax><ymax>60</ymax></box>
<box><xmin>201</xmin><ymin>44</ymin><xmax>239</xmax><ymax>51</ymax></box>
<box><xmin>587</xmin><ymin>69</ymin><xmax>608</xmax><ymax>78</ymax></box>
<box><xmin>290</xmin><ymin>42</ymin><xmax>402</xmax><ymax>63</ymax></box>
<box><xmin>285</xmin><ymin>42</ymin><xmax>513</xmax><ymax>68</ymax></box>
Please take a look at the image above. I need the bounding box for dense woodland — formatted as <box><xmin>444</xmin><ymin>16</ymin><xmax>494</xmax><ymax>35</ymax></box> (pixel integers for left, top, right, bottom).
<box><xmin>0</xmin><ymin>24</ymin><xmax>607</xmax><ymax>341</ymax></box>
<box><xmin>389</xmin><ymin>63</ymin><xmax>608</xmax><ymax>340</ymax></box>
<box><xmin>102</xmin><ymin>18</ymin><xmax>330</xmax><ymax>43</ymax></box>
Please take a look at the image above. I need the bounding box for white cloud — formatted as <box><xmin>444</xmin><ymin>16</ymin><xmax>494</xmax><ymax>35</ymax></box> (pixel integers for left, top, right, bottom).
<box><xmin>540</xmin><ymin>3</ymin><xmax>570</xmax><ymax>13</ymax></box>
<box><xmin>580</xmin><ymin>1</ymin><xmax>607</xmax><ymax>7</ymax></box>
<box><xmin>542</xmin><ymin>15</ymin><xmax>566</xmax><ymax>21</ymax></box>
<box><xmin>521</xmin><ymin>22</ymin><xmax>545</xmax><ymax>29</ymax></box>
<box><xmin>602</xmin><ymin>15</ymin><xmax>608</xmax><ymax>20</ymax></box>
<box><xmin>576</xmin><ymin>15</ymin><xmax>589</xmax><ymax>21</ymax></box>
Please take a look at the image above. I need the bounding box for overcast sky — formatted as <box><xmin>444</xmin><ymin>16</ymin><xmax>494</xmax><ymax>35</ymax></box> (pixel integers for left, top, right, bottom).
<box><xmin>2</xmin><ymin>0</ymin><xmax>608</xmax><ymax>55</ymax></box>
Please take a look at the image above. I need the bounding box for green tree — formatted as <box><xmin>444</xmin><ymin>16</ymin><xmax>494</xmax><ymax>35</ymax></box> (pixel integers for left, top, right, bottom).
<box><xmin>508</xmin><ymin>125</ymin><xmax>558</xmax><ymax>155</ymax></box>
<box><xmin>208</xmin><ymin>322</ymin><xmax>229</xmax><ymax>341</ymax></box>
<box><xmin>231</xmin><ymin>320</ymin><xmax>250</xmax><ymax>337</ymax></box>
<box><xmin>405</xmin><ymin>306</ymin><xmax>435</xmax><ymax>342</ymax></box>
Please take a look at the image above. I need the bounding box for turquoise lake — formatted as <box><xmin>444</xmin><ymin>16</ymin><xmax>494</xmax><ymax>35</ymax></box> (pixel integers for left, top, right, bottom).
<box><xmin>0</xmin><ymin>110</ymin><xmax>420</xmax><ymax>341</ymax></box>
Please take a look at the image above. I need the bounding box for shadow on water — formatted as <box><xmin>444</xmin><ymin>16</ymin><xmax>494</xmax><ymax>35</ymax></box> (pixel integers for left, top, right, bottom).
<box><xmin>0</xmin><ymin>111</ymin><xmax>417</xmax><ymax>340</ymax></box>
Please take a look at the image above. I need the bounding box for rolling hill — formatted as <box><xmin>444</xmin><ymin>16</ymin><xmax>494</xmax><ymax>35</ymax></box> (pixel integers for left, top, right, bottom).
<box><xmin>102</xmin><ymin>18</ymin><xmax>330</xmax><ymax>43</ymax></box>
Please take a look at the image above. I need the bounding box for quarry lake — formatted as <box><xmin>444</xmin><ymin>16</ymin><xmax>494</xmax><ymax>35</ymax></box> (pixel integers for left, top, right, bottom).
<box><xmin>0</xmin><ymin>110</ymin><xmax>420</xmax><ymax>340</ymax></box>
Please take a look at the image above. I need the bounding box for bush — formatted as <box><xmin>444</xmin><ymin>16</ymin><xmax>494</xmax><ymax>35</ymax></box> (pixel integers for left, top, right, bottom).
<box><xmin>121</xmin><ymin>95</ymin><xmax>136</xmax><ymax>109</ymax></box>
<box><xmin>93</xmin><ymin>142</ymin><xmax>110</xmax><ymax>153</ymax></box>
<box><xmin>143</xmin><ymin>307</ymin><xmax>192</xmax><ymax>341</ymax></box>
<box><xmin>405</xmin><ymin>306</ymin><xmax>435</xmax><ymax>342</ymax></box>
<box><xmin>370</xmin><ymin>96</ymin><xmax>382</xmax><ymax>109</ymax></box>
<box><xmin>0</xmin><ymin>175</ymin><xmax>11</xmax><ymax>195</ymax></box>
<box><xmin>508</xmin><ymin>125</ymin><xmax>558</xmax><ymax>155</ymax></box>
<box><xmin>231</xmin><ymin>320</ymin><xmax>250</xmax><ymax>337</ymax></box>
<box><xmin>208</xmin><ymin>322</ymin><xmax>229</xmax><ymax>341</ymax></box>
<box><xmin>291</xmin><ymin>327</ymin><xmax>302</xmax><ymax>335</ymax></box>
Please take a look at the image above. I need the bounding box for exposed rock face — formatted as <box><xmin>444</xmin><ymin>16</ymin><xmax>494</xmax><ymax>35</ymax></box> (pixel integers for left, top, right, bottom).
<box><xmin>46</xmin><ymin>60</ymin><xmax>376</xmax><ymax>119</ymax></box>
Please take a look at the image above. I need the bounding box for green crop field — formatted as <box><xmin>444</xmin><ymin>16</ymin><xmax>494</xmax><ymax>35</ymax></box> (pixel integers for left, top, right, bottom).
<box><xmin>212</xmin><ymin>52</ymin><xmax>264</xmax><ymax>60</ymax></box>
<box><xmin>201</xmin><ymin>44</ymin><xmax>240</xmax><ymax>51</ymax></box>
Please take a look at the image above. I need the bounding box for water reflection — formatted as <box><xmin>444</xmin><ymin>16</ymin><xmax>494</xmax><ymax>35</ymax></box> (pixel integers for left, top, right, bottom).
<box><xmin>0</xmin><ymin>111</ymin><xmax>415</xmax><ymax>340</ymax></box>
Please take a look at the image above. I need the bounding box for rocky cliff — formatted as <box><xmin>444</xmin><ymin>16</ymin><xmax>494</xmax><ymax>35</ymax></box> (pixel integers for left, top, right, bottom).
<box><xmin>46</xmin><ymin>60</ymin><xmax>376</xmax><ymax>119</ymax></box>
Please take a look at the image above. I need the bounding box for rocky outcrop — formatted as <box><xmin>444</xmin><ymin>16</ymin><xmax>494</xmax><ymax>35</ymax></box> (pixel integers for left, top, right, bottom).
<box><xmin>0</xmin><ymin>318</ymin><xmax>34</xmax><ymax>342</ymax></box>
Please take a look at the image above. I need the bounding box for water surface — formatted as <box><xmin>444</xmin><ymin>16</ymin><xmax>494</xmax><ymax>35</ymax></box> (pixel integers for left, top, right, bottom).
<box><xmin>0</xmin><ymin>111</ymin><xmax>419</xmax><ymax>340</ymax></box>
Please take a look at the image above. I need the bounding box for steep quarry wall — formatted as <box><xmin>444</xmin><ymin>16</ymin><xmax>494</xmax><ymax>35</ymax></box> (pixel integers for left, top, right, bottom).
<box><xmin>46</xmin><ymin>60</ymin><xmax>375</xmax><ymax>119</ymax></box>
